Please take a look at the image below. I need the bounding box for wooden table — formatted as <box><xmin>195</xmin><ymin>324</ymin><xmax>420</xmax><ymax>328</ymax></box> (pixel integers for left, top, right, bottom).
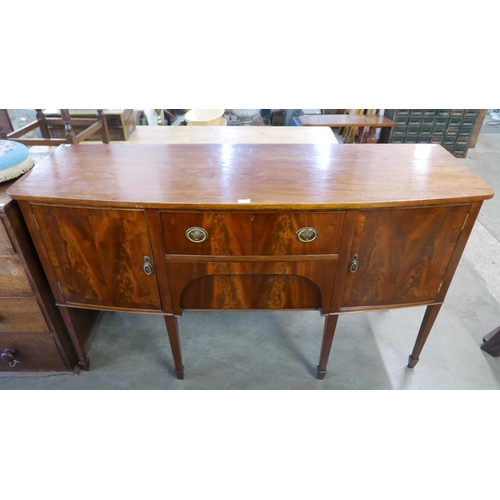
<box><xmin>298</xmin><ymin>115</ymin><xmax>395</xmax><ymax>143</ymax></box>
<box><xmin>7</xmin><ymin>144</ymin><xmax>494</xmax><ymax>379</ymax></box>
<box><xmin>122</xmin><ymin>125</ymin><xmax>338</xmax><ymax>144</ymax></box>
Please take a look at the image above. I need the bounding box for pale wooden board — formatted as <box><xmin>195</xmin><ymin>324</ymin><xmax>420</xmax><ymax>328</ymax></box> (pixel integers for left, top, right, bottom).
<box><xmin>116</xmin><ymin>126</ymin><xmax>339</xmax><ymax>145</ymax></box>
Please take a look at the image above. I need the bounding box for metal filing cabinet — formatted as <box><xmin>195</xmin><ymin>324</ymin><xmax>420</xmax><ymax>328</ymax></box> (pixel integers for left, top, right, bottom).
<box><xmin>380</xmin><ymin>110</ymin><xmax>481</xmax><ymax>158</ymax></box>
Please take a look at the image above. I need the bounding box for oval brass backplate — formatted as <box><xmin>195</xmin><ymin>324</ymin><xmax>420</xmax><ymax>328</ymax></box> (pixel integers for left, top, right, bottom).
<box><xmin>296</xmin><ymin>227</ymin><xmax>318</xmax><ymax>243</ymax></box>
<box><xmin>185</xmin><ymin>227</ymin><xmax>208</xmax><ymax>243</ymax></box>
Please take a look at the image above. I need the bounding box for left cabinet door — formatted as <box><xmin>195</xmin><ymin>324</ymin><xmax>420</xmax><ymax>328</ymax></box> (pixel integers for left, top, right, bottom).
<box><xmin>31</xmin><ymin>205</ymin><xmax>162</xmax><ymax>311</ymax></box>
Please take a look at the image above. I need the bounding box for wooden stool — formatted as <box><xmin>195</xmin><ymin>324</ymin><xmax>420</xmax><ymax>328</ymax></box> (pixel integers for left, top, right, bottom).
<box><xmin>0</xmin><ymin>140</ymin><xmax>34</xmax><ymax>183</ymax></box>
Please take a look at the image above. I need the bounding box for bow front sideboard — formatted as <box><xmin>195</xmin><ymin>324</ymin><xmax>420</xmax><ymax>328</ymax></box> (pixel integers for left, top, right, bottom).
<box><xmin>7</xmin><ymin>143</ymin><xmax>494</xmax><ymax>379</ymax></box>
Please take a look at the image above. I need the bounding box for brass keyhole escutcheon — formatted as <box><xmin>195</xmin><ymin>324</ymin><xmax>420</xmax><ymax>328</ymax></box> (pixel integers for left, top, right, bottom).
<box><xmin>185</xmin><ymin>227</ymin><xmax>208</xmax><ymax>243</ymax></box>
<box><xmin>296</xmin><ymin>227</ymin><xmax>318</xmax><ymax>243</ymax></box>
<box><xmin>349</xmin><ymin>254</ymin><xmax>359</xmax><ymax>273</ymax></box>
<box><xmin>143</xmin><ymin>256</ymin><xmax>154</xmax><ymax>275</ymax></box>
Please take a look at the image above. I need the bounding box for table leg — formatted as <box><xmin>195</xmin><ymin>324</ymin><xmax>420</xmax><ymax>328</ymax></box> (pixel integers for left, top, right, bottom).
<box><xmin>366</xmin><ymin>127</ymin><xmax>378</xmax><ymax>144</ymax></box>
<box><xmin>58</xmin><ymin>306</ymin><xmax>90</xmax><ymax>371</ymax></box>
<box><xmin>165</xmin><ymin>315</ymin><xmax>184</xmax><ymax>379</ymax></box>
<box><xmin>481</xmin><ymin>325</ymin><xmax>500</xmax><ymax>357</ymax></box>
<box><xmin>317</xmin><ymin>314</ymin><xmax>339</xmax><ymax>380</ymax></box>
<box><xmin>408</xmin><ymin>304</ymin><xmax>442</xmax><ymax>368</ymax></box>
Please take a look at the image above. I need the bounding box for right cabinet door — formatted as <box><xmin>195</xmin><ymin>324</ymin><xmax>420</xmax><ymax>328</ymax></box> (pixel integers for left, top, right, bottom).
<box><xmin>341</xmin><ymin>205</ymin><xmax>471</xmax><ymax>309</ymax></box>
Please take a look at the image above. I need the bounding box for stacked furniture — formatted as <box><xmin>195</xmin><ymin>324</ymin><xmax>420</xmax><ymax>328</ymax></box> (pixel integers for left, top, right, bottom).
<box><xmin>380</xmin><ymin>109</ymin><xmax>482</xmax><ymax>157</ymax></box>
<box><xmin>0</xmin><ymin>109</ymin><xmax>110</xmax><ymax>146</ymax></box>
<box><xmin>1</xmin><ymin>180</ymin><xmax>100</xmax><ymax>374</ymax></box>
<box><xmin>44</xmin><ymin>109</ymin><xmax>135</xmax><ymax>141</ymax></box>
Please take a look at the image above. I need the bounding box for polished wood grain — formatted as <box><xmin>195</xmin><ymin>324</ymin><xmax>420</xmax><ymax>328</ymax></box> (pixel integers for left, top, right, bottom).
<box><xmin>298</xmin><ymin>115</ymin><xmax>396</xmax><ymax>127</ymax></box>
<box><xmin>161</xmin><ymin>212</ymin><xmax>252</xmax><ymax>256</ymax></box>
<box><xmin>251</xmin><ymin>212</ymin><xmax>344</xmax><ymax>255</ymax></box>
<box><xmin>8</xmin><ymin>144</ymin><xmax>494</xmax><ymax>210</ymax></box>
<box><xmin>167</xmin><ymin>260</ymin><xmax>337</xmax><ymax>315</ymax></box>
<box><xmin>31</xmin><ymin>205</ymin><xmax>161</xmax><ymax>311</ymax></box>
<box><xmin>341</xmin><ymin>205</ymin><xmax>471</xmax><ymax>309</ymax></box>
<box><xmin>160</xmin><ymin>211</ymin><xmax>345</xmax><ymax>256</ymax></box>
<box><xmin>6</xmin><ymin>143</ymin><xmax>495</xmax><ymax>379</ymax></box>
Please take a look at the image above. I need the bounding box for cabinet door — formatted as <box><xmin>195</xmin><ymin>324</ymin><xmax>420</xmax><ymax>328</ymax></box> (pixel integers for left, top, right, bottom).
<box><xmin>341</xmin><ymin>205</ymin><xmax>471</xmax><ymax>309</ymax></box>
<box><xmin>32</xmin><ymin>205</ymin><xmax>161</xmax><ymax>311</ymax></box>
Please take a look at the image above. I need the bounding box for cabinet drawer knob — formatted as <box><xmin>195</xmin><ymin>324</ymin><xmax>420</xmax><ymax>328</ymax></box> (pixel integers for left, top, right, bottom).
<box><xmin>185</xmin><ymin>227</ymin><xmax>208</xmax><ymax>243</ymax></box>
<box><xmin>143</xmin><ymin>256</ymin><xmax>154</xmax><ymax>275</ymax></box>
<box><xmin>349</xmin><ymin>254</ymin><xmax>359</xmax><ymax>273</ymax></box>
<box><xmin>296</xmin><ymin>227</ymin><xmax>318</xmax><ymax>243</ymax></box>
<box><xmin>1</xmin><ymin>348</ymin><xmax>19</xmax><ymax>368</ymax></box>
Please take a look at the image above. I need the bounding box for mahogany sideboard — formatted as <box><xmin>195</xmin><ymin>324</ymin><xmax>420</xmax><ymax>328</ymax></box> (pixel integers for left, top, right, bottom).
<box><xmin>1</xmin><ymin>180</ymin><xmax>99</xmax><ymax>374</ymax></box>
<box><xmin>7</xmin><ymin>143</ymin><xmax>494</xmax><ymax>379</ymax></box>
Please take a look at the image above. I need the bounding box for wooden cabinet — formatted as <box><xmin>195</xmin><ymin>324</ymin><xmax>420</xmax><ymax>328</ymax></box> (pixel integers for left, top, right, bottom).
<box><xmin>31</xmin><ymin>205</ymin><xmax>161</xmax><ymax>311</ymax></box>
<box><xmin>7</xmin><ymin>143</ymin><xmax>495</xmax><ymax>379</ymax></box>
<box><xmin>341</xmin><ymin>205</ymin><xmax>471</xmax><ymax>309</ymax></box>
<box><xmin>0</xmin><ymin>181</ymin><xmax>99</xmax><ymax>374</ymax></box>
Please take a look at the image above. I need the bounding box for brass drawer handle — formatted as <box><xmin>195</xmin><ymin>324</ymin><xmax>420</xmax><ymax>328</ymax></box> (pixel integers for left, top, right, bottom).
<box><xmin>185</xmin><ymin>227</ymin><xmax>208</xmax><ymax>243</ymax></box>
<box><xmin>143</xmin><ymin>256</ymin><xmax>154</xmax><ymax>275</ymax></box>
<box><xmin>349</xmin><ymin>254</ymin><xmax>359</xmax><ymax>273</ymax></box>
<box><xmin>296</xmin><ymin>227</ymin><xmax>318</xmax><ymax>243</ymax></box>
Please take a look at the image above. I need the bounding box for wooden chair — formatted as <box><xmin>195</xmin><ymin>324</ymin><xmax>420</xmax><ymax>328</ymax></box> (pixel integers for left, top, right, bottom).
<box><xmin>0</xmin><ymin>109</ymin><xmax>110</xmax><ymax>146</ymax></box>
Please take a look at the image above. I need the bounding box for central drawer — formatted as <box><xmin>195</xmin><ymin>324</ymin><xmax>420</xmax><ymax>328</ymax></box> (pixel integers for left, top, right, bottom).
<box><xmin>160</xmin><ymin>212</ymin><xmax>345</xmax><ymax>256</ymax></box>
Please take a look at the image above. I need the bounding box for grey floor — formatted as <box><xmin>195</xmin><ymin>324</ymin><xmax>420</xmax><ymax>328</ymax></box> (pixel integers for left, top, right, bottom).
<box><xmin>2</xmin><ymin>116</ymin><xmax>500</xmax><ymax>390</ymax></box>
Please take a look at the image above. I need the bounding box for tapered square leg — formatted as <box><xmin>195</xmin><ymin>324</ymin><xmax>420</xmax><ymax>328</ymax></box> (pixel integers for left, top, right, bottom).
<box><xmin>317</xmin><ymin>315</ymin><xmax>339</xmax><ymax>380</ymax></box>
<box><xmin>165</xmin><ymin>315</ymin><xmax>184</xmax><ymax>379</ymax></box>
<box><xmin>408</xmin><ymin>304</ymin><xmax>442</xmax><ymax>368</ymax></box>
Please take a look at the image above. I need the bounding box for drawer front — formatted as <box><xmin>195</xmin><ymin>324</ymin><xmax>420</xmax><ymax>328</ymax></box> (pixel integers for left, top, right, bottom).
<box><xmin>0</xmin><ymin>218</ymin><xmax>15</xmax><ymax>256</ymax></box>
<box><xmin>160</xmin><ymin>212</ymin><xmax>345</xmax><ymax>256</ymax></box>
<box><xmin>161</xmin><ymin>212</ymin><xmax>252</xmax><ymax>256</ymax></box>
<box><xmin>0</xmin><ymin>256</ymin><xmax>33</xmax><ymax>296</ymax></box>
<box><xmin>0</xmin><ymin>298</ymin><xmax>49</xmax><ymax>333</ymax></box>
<box><xmin>0</xmin><ymin>333</ymin><xmax>66</xmax><ymax>372</ymax></box>
<box><xmin>251</xmin><ymin>212</ymin><xmax>345</xmax><ymax>255</ymax></box>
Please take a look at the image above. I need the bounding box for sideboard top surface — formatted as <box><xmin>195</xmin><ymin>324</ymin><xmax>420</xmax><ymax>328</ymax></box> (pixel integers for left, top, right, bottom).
<box><xmin>7</xmin><ymin>143</ymin><xmax>494</xmax><ymax>209</ymax></box>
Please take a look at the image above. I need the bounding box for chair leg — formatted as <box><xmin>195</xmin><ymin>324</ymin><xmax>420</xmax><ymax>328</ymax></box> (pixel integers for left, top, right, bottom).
<box><xmin>97</xmin><ymin>109</ymin><xmax>110</xmax><ymax>144</ymax></box>
<box><xmin>36</xmin><ymin>109</ymin><xmax>51</xmax><ymax>138</ymax></box>
<box><xmin>60</xmin><ymin>109</ymin><xmax>77</xmax><ymax>144</ymax></box>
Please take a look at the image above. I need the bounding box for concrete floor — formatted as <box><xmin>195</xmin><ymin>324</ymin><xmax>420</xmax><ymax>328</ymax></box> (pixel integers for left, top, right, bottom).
<box><xmin>2</xmin><ymin>117</ymin><xmax>500</xmax><ymax>389</ymax></box>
